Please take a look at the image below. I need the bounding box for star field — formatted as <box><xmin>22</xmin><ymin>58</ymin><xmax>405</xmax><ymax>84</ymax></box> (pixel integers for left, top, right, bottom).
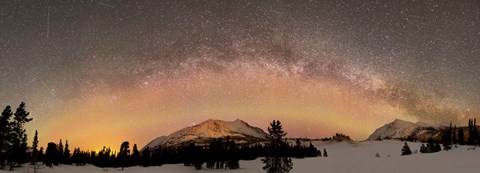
<box><xmin>1</xmin><ymin>0</ymin><xmax>480</xmax><ymax>150</ymax></box>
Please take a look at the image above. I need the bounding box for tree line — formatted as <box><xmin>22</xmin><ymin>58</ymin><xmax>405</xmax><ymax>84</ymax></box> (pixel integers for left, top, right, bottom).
<box><xmin>0</xmin><ymin>104</ymin><xmax>322</xmax><ymax>173</ymax></box>
<box><xmin>401</xmin><ymin>118</ymin><xmax>480</xmax><ymax>156</ymax></box>
<box><xmin>39</xmin><ymin>120</ymin><xmax>320</xmax><ymax>171</ymax></box>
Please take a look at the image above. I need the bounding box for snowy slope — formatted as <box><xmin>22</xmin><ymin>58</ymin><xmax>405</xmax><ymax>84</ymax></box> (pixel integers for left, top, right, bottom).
<box><xmin>145</xmin><ymin>119</ymin><xmax>269</xmax><ymax>148</ymax></box>
<box><xmin>367</xmin><ymin>119</ymin><xmax>442</xmax><ymax>141</ymax></box>
<box><xmin>142</xmin><ymin>136</ymin><xmax>167</xmax><ymax>150</ymax></box>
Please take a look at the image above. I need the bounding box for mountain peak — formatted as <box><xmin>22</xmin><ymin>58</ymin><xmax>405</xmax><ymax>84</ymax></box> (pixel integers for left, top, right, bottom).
<box><xmin>392</xmin><ymin>119</ymin><xmax>411</xmax><ymax>124</ymax></box>
<box><xmin>144</xmin><ymin>119</ymin><xmax>269</xmax><ymax>149</ymax></box>
<box><xmin>234</xmin><ymin>118</ymin><xmax>244</xmax><ymax>123</ymax></box>
<box><xmin>415</xmin><ymin>121</ymin><xmax>432</xmax><ymax>127</ymax></box>
<box><xmin>367</xmin><ymin>119</ymin><xmax>442</xmax><ymax>141</ymax></box>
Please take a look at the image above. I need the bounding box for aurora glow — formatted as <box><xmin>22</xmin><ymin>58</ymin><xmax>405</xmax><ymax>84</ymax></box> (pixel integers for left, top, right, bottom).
<box><xmin>1</xmin><ymin>0</ymin><xmax>479</xmax><ymax>150</ymax></box>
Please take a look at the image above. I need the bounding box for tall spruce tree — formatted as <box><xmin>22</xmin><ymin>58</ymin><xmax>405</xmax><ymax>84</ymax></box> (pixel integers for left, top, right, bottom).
<box><xmin>141</xmin><ymin>147</ymin><xmax>151</xmax><ymax>167</ymax></box>
<box><xmin>267</xmin><ymin>120</ymin><xmax>287</xmax><ymax>148</ymax></box>
<box><xmin>10</xmin><ymin>102</ymin><xmax>33</xmax><ymax>170</ymax></box>
<box><xmin>452</xmin><ymin>125</ymin><xmax>457</xmax><ymax>145</ymax></box>
<box><xmin>31</xmin><ymin>130</ymin><xmax>38</xmax><ymax>165</ymax></box>
<box><xmin>118</xmin><ymin>141</ymin><xmax>130</xmax><ymax>170</ymax></box>
<box><xmin>38</xmin><ymin>147</ymin><xmax>44</xmax><ymax>164</ymax></box>
<box><xmin>64</xmin><ymin>140</ymin><xmax>70</xmax><ymax>164</ymax></box>
<box><xmin>131</xmin><ymin>144</ymin><xmax>140</xmax><ymax>166</ymax></box>
<box><xmin>226</xmin><ymin>140</ymin><xmax>239</xmax><ymax>169</ymax></box>
<box><xmin>458</xmin><ymin>128</ymin><xmax>465</xmax><ymax>145</ymax></box>
<box><xmin>262</xmin><ymin>120</ymin><xmax>292</xmax><ymax>173</ymax></box>
<box><xmin>58</xmin><ymin>139</ymin><xmax>63</xmax><ymax>164</ymax></box>
<box><xmin>31</xmin><ymin>130</ymin><xmax>39</xmax><ymax>173</ymax></box>
<box><xmin>467</xmin><ymin>119</ymin><xmax>477</xmax><ymax>145</ymax></box>
<box><xmin>474</xmin><ymin>119</ymin><xmax>478</xmax><ymax>145</ymax></box>
<box><xmin>45</xmin><ymin>142</ymin><xmax>59</xmax><ymax>167</ymax></box>
<box><xmin>0</xmin><ymin>106</ymin><xmax>13</xmax><ymax>168</ymax></box>
<box><xmin>441</xmin><ymin>122</ymin><xmax>453</xmax><ymax>150</ymax></box>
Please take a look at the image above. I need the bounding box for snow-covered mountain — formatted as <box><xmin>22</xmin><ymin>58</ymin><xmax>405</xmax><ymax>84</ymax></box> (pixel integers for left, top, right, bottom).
<box><xmin>142</xmin><ymin>136</ymin><xmax>167</xmax><ymax>150</ymax></box>
<box><xmin>143</xmin><ymin>119</ymin><xmax>269</xmax><ymax>149</ymax></box>
<box><xmin>367</xmin><ymin>119</ymin><xmax>443</xmax><ymax>141</ymax></box>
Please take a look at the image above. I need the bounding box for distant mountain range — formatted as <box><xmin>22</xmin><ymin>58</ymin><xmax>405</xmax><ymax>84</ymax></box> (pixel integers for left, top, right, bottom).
<box><xmin>143</xmin><ymin>119</ymin><xmax>269</xmax><ymax>150</ymax></box>
<box><xmin>367</xmin><ymin>119</ymin><xmax>446</xmax><ymax>142</ymax></box>
<box><xmin>144</xmin><ymin>118</ymin><xmax>467</xmax><ymax>150</ymax></box>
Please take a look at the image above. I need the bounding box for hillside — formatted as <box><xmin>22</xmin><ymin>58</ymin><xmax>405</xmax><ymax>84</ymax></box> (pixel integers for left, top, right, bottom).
<box><xmin>144</xmin><ymin>119</ymin><xmax>269</xmax><ymax>149</ymax></box>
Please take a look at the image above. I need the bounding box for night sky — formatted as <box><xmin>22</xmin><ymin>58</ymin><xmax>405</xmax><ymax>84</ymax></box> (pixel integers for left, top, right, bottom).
<box><xmin>1</xmin><ymin>0</ymin><xmax>480</xmax><ymax>150</ymax></box>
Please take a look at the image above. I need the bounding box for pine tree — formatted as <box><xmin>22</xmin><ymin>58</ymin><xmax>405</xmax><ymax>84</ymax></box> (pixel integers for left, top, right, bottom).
<box><xmin>268</xmin><ymin>120</ymin><xmax>287</xmax><ymax>148</ymax></box>
<box><xmin>9</xmin><ymin>102</ymin><xmax>33</xmax><ymax>170</ymax></box>
<box><xmin>226</xmin><ymin>140</ymin><xmax>239</xmax><ymax>169</ymax></box>
<box><xmin>458</xmin><ymin>128</ymin><xmax>465</xmax><ymax>145</ymax></box>
<box><xmin>468</xmin><ymin>119</ymin><xmax>476</xmax><ymax>145</ymax></box>
<box><xmin>118</xmin><ymin>141</ymin><xmax>130</xmax><ymax>170</ymax></box>
<box><xmin>31</xmin><ymin>130</ymin><xmax>39</xmax><ymax>165</ymax></box>
<box><xmin>45</xmin><ymin>142</ymin><xmax>59</xmax><ymax>167</ymax></box>
<box><xmin>441</xmin><ymin>123</ymin><xmax>452</xmax><ymax>150</ymax></box>
<box><xmin>434</xmin><ymin>143</ymin><xmax>441</xmax><ymax>152</ymax></box>
<box><xmin>420</xmin><ymin>144</ymin><xmax>427</xmax><ymax>153</ymax></box>
<box><xmin>131</xmin><ymin>144</ymin><xmax>140</xmax><ymax>166</ymax></box>
<box><xmin>58</xmin><ymin>139</ymin><xmax>63</xmax><ymax>164</ymax></box>
<box><xmin>470</xmin><ymin>118</ymin><xmax>478</xmax><ymax>145</ymax></box>
<box><xmin>452</xmin><ymin>125</ymin><xmax>457</xmax><ymax>145</ymax></box>
<box><xmin>262</xmin><ymin>120</ymin><xmax>292</xmax><ymax>173</ymax></box>
<box><xmin>64</xmin><ymin>140</ymin><xmax>71</xmax><ymax>164</ymax></box>
<box><xmin>295</xmin><ymin>139</ymin><xmax>301</xmax><ymax>148</ymax></box>
<box><xmin>38</xmin><ymin>147</ymin><xmax>44</xmax><ymax>163</ymax></box>
<box><xmin>141</xmin><ymin>147</ymin><xmax>151</xmax><ymax>167</ymax></box>
<box><xmin>323</xmin><ymin>148</ymin><xmax>328</xmax><ymax>157</ymax></box>
<box><xmin>401</xmin><ymin>142</ymin><xmax>412</xmax><ymax>155</ymax></box>
<box><xmin>0</xmin><ymin>106</ymin><xmax>13</xmax><ymax>168</ymax></box>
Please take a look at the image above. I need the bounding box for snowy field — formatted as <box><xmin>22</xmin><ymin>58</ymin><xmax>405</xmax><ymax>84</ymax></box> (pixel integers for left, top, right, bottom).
<box><xmin>3</xmin><ymin>140</ymin><xmax>480</xmax><ymax>173</ymax></box>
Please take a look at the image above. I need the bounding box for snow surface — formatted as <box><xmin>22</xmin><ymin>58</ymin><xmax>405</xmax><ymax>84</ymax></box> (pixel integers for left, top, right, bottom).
<box><xmin>4</xmin><ymin>140</ymin><xmax>480</xmax><ymax>173</ymax></box>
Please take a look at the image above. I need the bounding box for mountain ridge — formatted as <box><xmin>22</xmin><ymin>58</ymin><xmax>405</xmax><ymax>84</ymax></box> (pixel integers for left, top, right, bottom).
<box><xmin>143</xmin><ymin>119</ymin><xmax>269</xmax><ymax>150</ymax></box>
<box><xmin>367</xmin><ymin>119</ymin><xmax>443</xmax><ymax>141</ymax></box>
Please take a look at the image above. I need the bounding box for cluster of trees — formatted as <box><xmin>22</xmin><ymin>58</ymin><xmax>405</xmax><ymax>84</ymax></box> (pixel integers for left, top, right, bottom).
<box><xmin>321</xmin><ymin>133</ymin><xmax>352</xmax><ymax>142</ymax></box>
<box><xmin>466</xmin><ymin>119</ymin><xmax>478</xmax><ymax>145</ymax></box>
<box><xmin>36</xmin><ymin>120</ymin><xmax>320</xmax><ymax>172</ymax></box>
<box><xmin>440</xmin><ymin>118</ymin><xmax>480</xmax><ymax>150</ymax></box>
<box><xmin>0</xmin><ymin>102</ymin><xmax>320</xmax><ymax>173</ymax></box>
<box><xmin>409</xmin><ymin>118</ymin><xmax>480</xmax><ymax>155</ymax></box>
<box><xmin>419</xmin><ymin>139</ymin><xmax>442</xmax><ymax>153</ymax></box>
<box><xmin>331</xmin><ymin>133</ymin><xmax>352</xmax><ymax>142</ymax></box>
<box><xmin>0</xmin><ymin>102</ymin><xmax>322</xmax><ymax>173</ymax></box>
<box><xmin>39</xmin><ymin>139</ymin><xmax>76</xmax><ymax>167</ymax></box>
<box><xmin>0</xmin><ymin>102</ymin><xmax>33</xmax><ymax>171</ymax></box>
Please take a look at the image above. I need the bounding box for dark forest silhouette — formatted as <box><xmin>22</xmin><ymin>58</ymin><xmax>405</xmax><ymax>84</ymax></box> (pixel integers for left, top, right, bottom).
<box><xmin>0</xmin><ymin>103</ymin><xmax>320</xmax><ymax>172</ymax></box>
<box><xmin>46</xmin><ymin>120</ymin><xmax>318</xmax><ymax>171</ymax></box>
<box><xmin>7</xmin><ymin>102</ymin><xmax>480</xmax><ymax>172</ymax></box>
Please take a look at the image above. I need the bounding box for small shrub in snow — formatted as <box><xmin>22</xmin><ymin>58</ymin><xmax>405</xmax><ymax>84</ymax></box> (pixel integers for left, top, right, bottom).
<box><xmin>401</xmin><ymin>142</ymin><xmax>412</xmax><ymax>156</ymax></box>
<box><xmin>420</xmin><ymin>138</ymin><xmax>442</xmax><ymax>153</ymax></box>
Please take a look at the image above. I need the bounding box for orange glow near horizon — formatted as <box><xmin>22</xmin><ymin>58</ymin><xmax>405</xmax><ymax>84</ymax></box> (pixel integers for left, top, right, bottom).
<box><xmin>31</xmin><ymin>70</ymin><xmax>416</xmax><ymax>151</ymax></box>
